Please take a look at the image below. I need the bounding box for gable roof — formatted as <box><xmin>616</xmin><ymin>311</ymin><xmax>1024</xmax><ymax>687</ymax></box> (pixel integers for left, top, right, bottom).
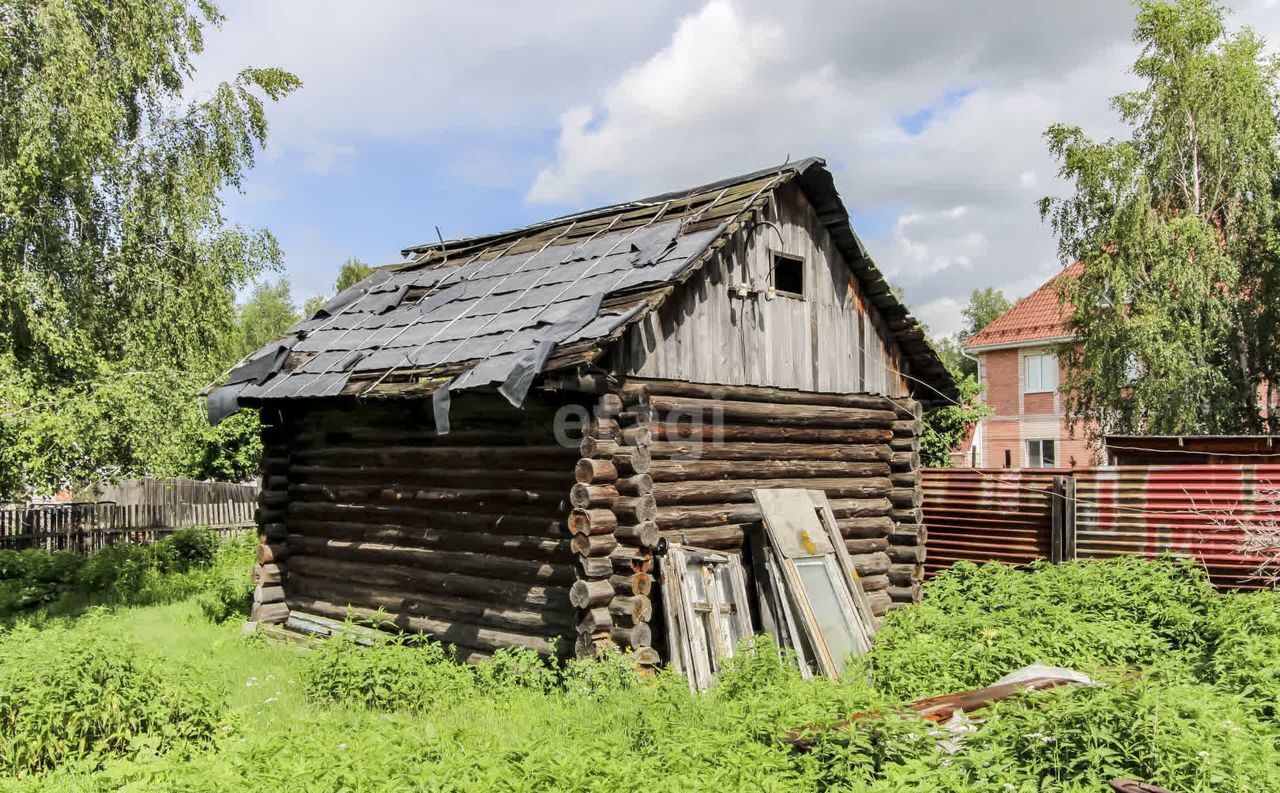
<box><xmin>207</xmin><ymin>158</ymin><xmax>955</xmax><ymax>423</ymax></box>
<box><xmin>963</xmin><ymin>262</ymin><xmax>1083</xmax><ymax>351</ymax></box>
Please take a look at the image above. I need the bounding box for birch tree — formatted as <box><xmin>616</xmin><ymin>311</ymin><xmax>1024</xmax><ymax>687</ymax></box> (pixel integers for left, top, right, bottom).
<box><xmin>1042</xmin><ymin>0</ymin><xmax>1280</xmax><ymax>436</ymax></box>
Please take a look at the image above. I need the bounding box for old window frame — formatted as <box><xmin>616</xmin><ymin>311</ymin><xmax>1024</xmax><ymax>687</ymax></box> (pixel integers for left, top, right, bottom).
<box><xmin>660</xmin><ymin>545</ymin><xmax>753</xmax><ymax>692</ymax></box>
<box><xmin>771</xmin><ymin>252</ymin><xmax>805</xmax><ymax>299</ymax></box>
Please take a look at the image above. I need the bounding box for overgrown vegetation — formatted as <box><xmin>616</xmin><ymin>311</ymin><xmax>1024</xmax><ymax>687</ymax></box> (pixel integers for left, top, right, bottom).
<box><xmin>0</xmin><ymin>528</ymin><xmax>253</xmax><ymax>616</ymax></box>
<box><xmin>1</xmin><ymin>547</ymin><xmax>1278</xmax><ymax>791</ymax></box>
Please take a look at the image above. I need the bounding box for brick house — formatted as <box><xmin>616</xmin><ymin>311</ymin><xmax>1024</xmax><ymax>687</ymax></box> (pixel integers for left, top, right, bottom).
<box><xmin>962</xmin><ymin>263</ymin><xmax>1097</xmax><ymax>468</ymax></box>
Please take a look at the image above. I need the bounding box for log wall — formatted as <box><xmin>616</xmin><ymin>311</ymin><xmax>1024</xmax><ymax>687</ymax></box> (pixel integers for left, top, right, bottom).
<box><xmin>614</xmin><ymin>378</ymin><xmax>926</xmax><ymax>624</ymax></box>
<box><xmin>261</xmin><ymin>394</ymin><xmax>584</xmax><ymax>662</ymax></box>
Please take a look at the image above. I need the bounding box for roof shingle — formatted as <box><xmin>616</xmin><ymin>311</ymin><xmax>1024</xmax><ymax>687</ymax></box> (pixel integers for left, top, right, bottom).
<box><xmin>963</xmin><ymin>262</ymin><xmax>1082</xmax><ymax>350</ymax></box>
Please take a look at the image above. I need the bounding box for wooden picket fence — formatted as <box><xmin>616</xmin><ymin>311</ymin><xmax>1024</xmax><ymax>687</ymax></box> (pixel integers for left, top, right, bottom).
<box><xmin>0</xmin><ymin>480</ymin><xmax>258</xmax><ymax>553</ymax></box>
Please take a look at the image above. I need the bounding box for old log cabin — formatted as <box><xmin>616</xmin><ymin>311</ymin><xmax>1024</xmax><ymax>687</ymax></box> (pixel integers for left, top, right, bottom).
<box><xmin>207</xmin><ymin>157</ymin><xmax>956</xmax><ymax>663</ymax></box>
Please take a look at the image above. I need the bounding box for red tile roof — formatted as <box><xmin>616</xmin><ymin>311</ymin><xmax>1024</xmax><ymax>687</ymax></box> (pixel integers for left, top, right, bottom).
<box><xmin>963</xmin><ymin>261</ymin><xmax>1082</xmax><ymax>349</ymax></box>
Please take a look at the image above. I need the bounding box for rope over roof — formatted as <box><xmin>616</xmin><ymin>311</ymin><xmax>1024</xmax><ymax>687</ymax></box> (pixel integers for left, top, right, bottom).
<box><xmin>205</xmin><ymin>158</ymin><xmax>955</xmax><ymax>423</ymax></box>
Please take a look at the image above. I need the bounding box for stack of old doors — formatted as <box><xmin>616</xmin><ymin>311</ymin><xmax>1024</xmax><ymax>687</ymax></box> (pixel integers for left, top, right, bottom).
<box><xmin>660</xmin><ymin>488</ymin><xmax>879</xmax><ymax>691</ymax></box>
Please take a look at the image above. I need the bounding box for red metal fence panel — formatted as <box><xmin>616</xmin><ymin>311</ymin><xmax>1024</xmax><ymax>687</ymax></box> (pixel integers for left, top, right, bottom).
<box><xmin>923</xmin><ymin>464</ymin><xmax>1280</xmax><ymax>590</ymax></box>
<box><xmin>922</xmin><ymin>468</ymin><xmax>1067</xmax><ymax>577</ymax></box>
<box><xmin>1073</xmin><ymin>465</ymin><xmax>1280</xmax><ymax>590</ymax></box>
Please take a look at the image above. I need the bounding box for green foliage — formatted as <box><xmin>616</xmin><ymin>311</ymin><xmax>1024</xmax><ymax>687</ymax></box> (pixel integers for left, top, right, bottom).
<box><xmin>235</xmin><ymin>278</ymin><xmax>300</xmax><ymax>358</ymax></box>
<box><xmin>1042</xmin><ymin>0</ymin><xmax>1280</xmax><ymax>435</ymax></box>
<box><xmin>920</xmin><ymin>373</ymin><xmax>991</xmax><ymax>467</ymax></box>
<box><xmin>334</xmin><ymin>257</ymin><xmax>375</xmax><ymax>293</ymax></box>
<box><xmin>0</xmin><ymin>529</ymin><xmax>254</xmax><ymax>618</ymax></box>
<box><xmin>1203</xmin><ymin>589</ymin><xmax>1280</xmax><ymax>721</ymax></box>
<box><xmin>869</xmin><ymin>558</ymin><xmax>1218</xmax><ymax>699</ymax></box>
<box><xmin>0</xmin><ymin>616</ymin><xmax>224</xmax><ymax>775</ymax></box>
<box><xmin>0</xmin><ymin>1</ymin><xmax>298</xmax><ymax>498</ymax></box>
<box><xmin>960</xmin><ymin>287</ymin><xmax>1013</xmax><ymax>342</ymax></box>
<box><xmin>3</xmin><ymin>556</ymin><xmax>1280</xmax><ymax>791</ymax></box>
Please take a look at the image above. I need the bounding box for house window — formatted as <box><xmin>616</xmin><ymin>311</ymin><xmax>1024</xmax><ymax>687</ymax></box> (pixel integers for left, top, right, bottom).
<box><xmin>772</xmin><ymin>253</ymin><xmax>804</xmax><ymax>298</ymax></box>
<box><xmin>1026</xmin><ymin>439</ymin><xmax>1056</xmax><ymax>468</ymax></box>
<box><xmin>1024</xmin><ymin>353</ymin><xmax>1057</xmax><ymax>393</ymax></box>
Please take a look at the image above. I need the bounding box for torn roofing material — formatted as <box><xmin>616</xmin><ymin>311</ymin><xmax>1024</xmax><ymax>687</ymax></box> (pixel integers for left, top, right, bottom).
<box><xmin>205</xmin><ymin>157</ymin><xmax>955</xmax><ymax>424</ymax></box>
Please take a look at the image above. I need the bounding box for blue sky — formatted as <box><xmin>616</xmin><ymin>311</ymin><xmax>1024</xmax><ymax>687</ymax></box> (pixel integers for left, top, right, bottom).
<box><xmin>201</xmin><ymin>0</ymin><xmax>1280</xmax><ymax>335</ymax></box>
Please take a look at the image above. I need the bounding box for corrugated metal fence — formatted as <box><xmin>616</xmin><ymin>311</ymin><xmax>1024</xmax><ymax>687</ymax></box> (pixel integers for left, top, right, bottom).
<box><xmin>0</xmin><ymin>478</ymin><xmax>258</xmax><ymax>553</ymax></box>
<box><xmin>923</xmin><ymin>464</ymin><xmax>1280</xmax><ymax>590</ymax></box>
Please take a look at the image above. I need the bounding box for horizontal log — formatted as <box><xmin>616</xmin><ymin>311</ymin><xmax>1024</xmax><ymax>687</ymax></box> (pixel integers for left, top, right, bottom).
<box><xmin>837</xmin><ymin>516</ymin><xmax>896</xmax><ymax>539</ymax></box>
<box><xmin>288</xmin><ymin>501</ymin><xmax>567</xmax><ymax>537</ymax></box>
<box><xmin>578</xmin><ymin>556</ymin><xmax>614</xmax><ymax>578</ymax></box>
<box><xmin>866</xmin><ymin>590</ymin><xmax>892</xmax><ymax>617</ymax></box>
<box><xmin>575</xmin><ymin>458</ymin><xmax>619</xmax><ymax>485</ymax></box>
<box><xmin>289</xmin><ymin>482</ymin><xmax>569</xmax><ymax>512</ymax></box>
<box><xmin>653</xmin><ymin>498</ymin><xmax>890</xmax><ymax>530</ymax></box>
<box><xmin>254</xmin><ymin>563</ymin><xmax>282</xmax><ymax>586</ymax></box>
<box><xmin>614</xmin><ymin>495</ymin><xmax>657</xmax><ymax>523</ymax></box>
<box><xmin>648</xmin><ymin>395</ymin><xmax>897</xmax><ymax>429</ymax></box>
<box><xmin>652</xmin><ymin>477</ymin><xmax>892</xmax><ymax>507</ymax></box>
<box><xmin>889</xmin><ymin>487</ymin><xmax>924</xmax><ymax>509</ymax></box>
<box><xmin>620</xmin><ymin>425</ymin><xmax>653</xmax><ymax>446</ymax></box>
<box><xmin>888</xmin><ymin>544</ymin><xmax>927</xmax><ymax>563</ymax></box>
<box><xmin>849</xmin><ymin>551</ymin><xmax>891</xmax><ymax>577</ymax></box>
<box><xmin>291</xmin><ymin>445</ymin><xmax>578</xmax><ymax>468</ymax></box>
<box><xmin>290</xmin><ymin>573</ymin><xmax>577</xmax><ymax>633</ymax></box>
<box><xmin>609</xmin><ymin>549</ymin><xmax>652</xmax><ymax>575</ymax></box>
<box><xmin>255</xmin><ymin>507</ymin><xmax>285</xmax><ymax>526</ymax></box>
<box><xmin>657</xmin><ymin>524</ymin><xmax>746</xmax><ymax>551</ymax></box>
<box><xmin>588</xmin><ymin>417</ymin><xmax>620</xmax><ymax>441</ymax></box>
<box><xmin>890</xmin><ymin>398</ymin><xmax>922</xmax><ymax>420</ymax></box>
<box><xmin>286</xmin><ymin>518</ymin><xmax>572</xmax><ymax>561</ymax></box>
<box><xmin>571</xmin><ymin>533</ymin><xmax>619</xmax><ymax>558</ymax></box>
<box><xmin>888</xmin><ymin>563</ymin><xmax>923</xmax><ymax>586</ymax></box>
<box><xmin>615</xmin><ymin>520</ymin><xmax>659</xmax><ymax>548</ymax></box>
<box><xmin>570</xmin><ymin>483</ymin><xmax>618</xmax><ymax>509</ymax></box>
<box><xmin>569</xmin><ymin>508</ymin><xmax>616</xmax><ymax>537</ymax></box>
<box><xmin>571</xmin><ymin>578</ymin><xmax>615</xmax><ymax>609</ymax></box>
<box><xmin>891</xmin><ymin>419</ymin><xmax>922</xmax><ymax>437</ymax></box>
<box><xmin>596</xmin><ymin>393</ymin><xmax>624</xmax><ymax>417</ymax></box>
<box><xmin>890</xmin><ymin>451</ymin><xmax>920</xmax><ymax>471</ymax></box>
<box><xmin>890</xmin><ymin>507</ymin><xmax>923</xmax><ymax>524</ymax></box>
<box><xmin>653</xmin><ymin>424</ymin><xmax>893</xmax><ymax>444</ymax></box>
<box><xmin>612</xmin><ymin>445</ymin><xmax>651</xmax><ymax>475</ymax></box>
<box><xmin>890</xmin><ymin>525</ymin><xmax>926</xmax><ymax>546</ymax></box>
<box><xmin>289</xmin><ymin>464</ymin><xmax>575</xmax><ymax>490</ymax></box>
<box><xmin>611</xmin><ymin>622</ymin><xmax>652</xmax><ymax>649</ymax></box>
<box><xmin>287</xmin><ymin>554</ymin><xmax>571</xmax><ymax>610</ymax></box>
<box><xmin>578</xmin><ymin>607</ymin><xmax>612</xmax><ymax>634</ymax></box>
<box><xmin>858</xmin><ymin>574</ymin><xmax>889</xmax><ymax>592</ymax></box>
<box><xmin>647</xmin><ymin>459</ymin><xmax>889</xmax><ymax>482</ymax></box>
<box><xmin>890</xmin><ymin>472</ymin><xmax>919</xmax><ymax>487</ymax></box>
<box><xmin>260</xmin><ymin>522</ymin><xmax>287</xmax><ymax>542</ymax></box>
<box><xmin>265</xmin><ymin>475</ymin><xmax>289</xmax><ymax>491</ymax></box>
<box><xmin>888</xmin><ymin>584</ymin><xmax>922</xmax><ymax>603</ymax></box>
<box><xmin>647</xmin><ymin>441</ymin><xmax>891</xmax><ymax>463</ymax></box>
<box><xmin>609</xmin><ymin>595</ymin><xmax>653</xmax><ymax>623</ymax></box>
<box><xmin>286</xmin><ymin>535</ymin><xmax>575</xmax><ymax>586</ymax></box>
<box><xmin>255</xmin><ymin>584</ymin><xmax>285</xmax><ymax>605</ymax></box>
<box><xmin>845</xmin><ymin>537</ymin><xmax>889</xmax><ymax>555</ymax></box>
<box><xmin>252</xmin><ymin>601</ymin><xmax>289</xmax><ymax>624</ymax></box>
<box><xmin>260</xmin><ymin>491</ymin><xmax>288</xmax><ymax>508</ymax></box>
<box><xmin>630</xmin><ymin>646</ymin><xmax>661</xmax><ymax>666</ymax></box>
<box><xmin>258</xmin><ymin>542</ymin><xmax>288</xmax><ymax>565</ymax></box>
<box><xmin>610</xmin><ymin>573</ymin><xmax>652</xmax><ymax>597</ymax></box>
<box><xmin>289</xmin><ymin>595</ymin><xmax>560</xmax><ymax>656</ymax></box>
<box><xmin>616</xmin><ymin>474</ymin><xmax>653</xmax><ymax>497</ymax></box>
<box><xmin>622</xmin><ymin>379</ymin><xmax>900</xmax><ymax>411</ymax></box>
<box><xmin>889</xmin><ymin>437</ymin><xmax>917</xmax><ymax>452</ymax></box>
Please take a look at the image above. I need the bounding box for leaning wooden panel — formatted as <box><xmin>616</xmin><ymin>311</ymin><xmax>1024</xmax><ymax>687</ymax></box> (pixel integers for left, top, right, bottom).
<box><xmin>753</xmin><ymin>489</ymin><xmax>873</xmax><ymax>680</ymax></box>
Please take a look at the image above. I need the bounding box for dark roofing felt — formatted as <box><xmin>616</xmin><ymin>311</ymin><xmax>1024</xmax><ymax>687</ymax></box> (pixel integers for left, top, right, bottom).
<box><xmin>206</xmin><ymin>158</ymin><xmax>955</xmax><ymax>423</ymax></box>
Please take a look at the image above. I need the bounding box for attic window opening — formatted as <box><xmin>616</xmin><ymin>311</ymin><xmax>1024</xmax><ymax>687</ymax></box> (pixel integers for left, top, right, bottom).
<box><xmin>772</xmin><ymin>253</ymin><xmax>805</xmax><ymax>298</ymax></box>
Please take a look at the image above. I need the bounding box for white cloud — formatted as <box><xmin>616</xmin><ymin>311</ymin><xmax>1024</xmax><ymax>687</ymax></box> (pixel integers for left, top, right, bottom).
<box><xmin>528</xmin><ymin>0</ymin><xmax>1280</xmax><ymax>336</ymax></box>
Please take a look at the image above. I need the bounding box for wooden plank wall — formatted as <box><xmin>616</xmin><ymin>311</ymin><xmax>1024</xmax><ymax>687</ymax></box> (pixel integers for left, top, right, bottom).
<box><xmin>622</xmin><ymin>183</ymin><xmax>910</xmax><ymax>396</ymax></box>
<box><xmin>615</xmin><ymin>378</ymin><xmax>926</xmax><ymax>628</ymax></box>
<box><xmin>252</xmin><ymin>395</ymin><xmax>585</xmax><ymax>662</ymax></box>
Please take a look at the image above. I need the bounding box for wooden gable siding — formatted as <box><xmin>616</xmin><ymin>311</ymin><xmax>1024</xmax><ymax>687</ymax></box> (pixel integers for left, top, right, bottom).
<box><xmin>620</xmin><ymin>183</ymin><xmax>909</xmax><ymax>396</ymax></box>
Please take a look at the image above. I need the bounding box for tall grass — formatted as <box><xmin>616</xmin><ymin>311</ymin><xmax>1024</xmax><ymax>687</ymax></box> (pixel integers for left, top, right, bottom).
<box><xmin>0</xmin><ymin>552</ymin><xmax>1277</xmax><ymax>791</ymax></box>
